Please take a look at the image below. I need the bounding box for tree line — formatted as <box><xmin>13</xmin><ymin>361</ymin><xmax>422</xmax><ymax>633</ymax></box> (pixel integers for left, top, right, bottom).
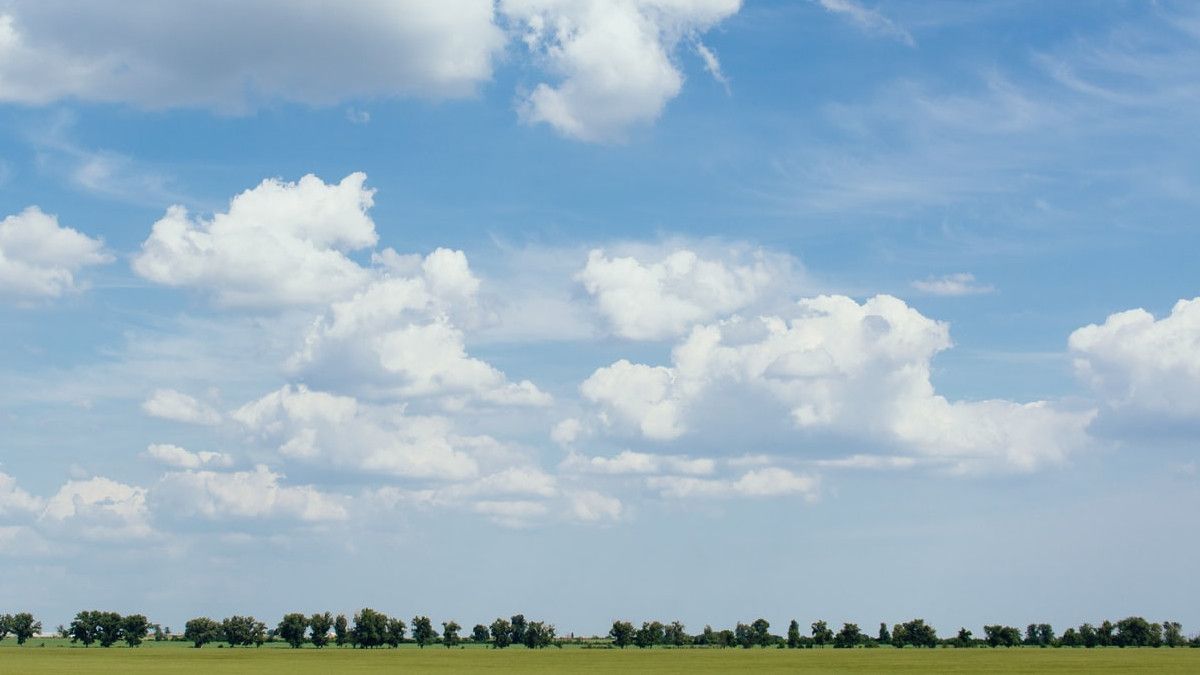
<box><xmin>2</xmin><ymin>610</ymin><xmax>1197</xmax><ymax>649</ymax></box>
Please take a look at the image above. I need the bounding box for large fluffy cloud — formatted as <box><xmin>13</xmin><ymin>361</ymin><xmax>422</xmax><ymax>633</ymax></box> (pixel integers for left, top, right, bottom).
<box><xmin>132</xmin><ymin>173</ymin><xmax>377</xmax><ymax>307</ymax></box>
<box><xmin>502</xmin><ymin>0</ymin><xmax>742</xmax><ymax>141</ymax></box>
<box><xmin>1069</xmin><ymin>297</ymin><xmax>1200</xmax><ymax>422</ymax></box>
<box><xmin>0</xmin><ymin>2</ymin><xmax>504</xmax><ymax>110</ymax></box>
<box><xmin>0</xmin><ymin>472</ymin><xmax>43</xmax><ymax>518</ymax></box>
<box><xmin>141</xmin><ymin>389</ymin><xmax>222</xmax><ymax>426</ymax></box>
<box><xmin>582</xmin><ymin>294</ymin><xmax>1095</xmax><ymax>471</ymax></box>
<box><xmin>39</xmin><ymin>477</ymin><xmax>152</xmax><ymax>540</ymax></box>
<box><xmin>578</xmin><ymin>245</ymin><xmax>800</xmax><ymax>340</ymax></box>
<box><xmin>155</xmin><ymin>465</ymin><xmax>347</xmax><ymax>522</ymax></box>
<box><xmin>0</xmin><ymin>206</ymin><xmax>110</xmax><ymax>301</ymax></box>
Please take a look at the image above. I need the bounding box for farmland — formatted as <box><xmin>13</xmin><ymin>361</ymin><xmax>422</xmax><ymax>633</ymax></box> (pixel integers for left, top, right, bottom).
<box><xmin>2</xmin><ymin>642</ymin><xmax>1198</xmax><ymax>674</ymax></box>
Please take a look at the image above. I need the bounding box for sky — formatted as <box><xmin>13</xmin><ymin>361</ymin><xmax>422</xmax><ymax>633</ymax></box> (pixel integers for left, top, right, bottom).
<box><xmin>0</xmin><ymin>0</ymin><xmax>1198</xmax><ymax>637</ymax></box>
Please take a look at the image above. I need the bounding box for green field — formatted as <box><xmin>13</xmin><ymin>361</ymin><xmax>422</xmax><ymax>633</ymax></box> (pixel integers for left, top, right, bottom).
<box><xmin>2</xmin><ymin>643</ymin><xmax>1198</xmax><ymax>674</ymax></box>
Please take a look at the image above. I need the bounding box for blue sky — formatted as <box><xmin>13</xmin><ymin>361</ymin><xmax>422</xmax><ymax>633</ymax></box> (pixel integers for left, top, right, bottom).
<box><xmin>1</xmin><ymin>0</ymin><xmax>1198</xmax><ymax>636</ymax></box>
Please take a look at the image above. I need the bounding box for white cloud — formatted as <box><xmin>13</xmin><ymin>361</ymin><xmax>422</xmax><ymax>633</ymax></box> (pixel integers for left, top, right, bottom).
<box><xmin>155</xmin><ymin>465</ymin><xmax>347</xmax><ymax>522</ymax></box>
<box><xmin>0</xmin><ymin>472</ymin><xmax>44</xmax><ymax>518</ymax></box>
<box><xmin>561</xmin><ymin>449</ymin><xmax>714</xmax><ymax>476</ymax></box>
<box><xmin>1069</xmin><ymin>297</ymin><xmax>1200</xmax><ymax>421</ymax></box>
<box><xmin>141</xmin><ymin>389</ymin><xmax>222</xmax><ymax>426</ymax></box>
<box><xmin>648</xmin><ymin>467</ymin><xmax>819</xmax><ymax>499</ymax></box>
<box><xmin>502</xmin><ymin>0</ymin><xmax>742</xmax><ymax>141</ymax></box>
<box><xmin>472</xmin><ymin>499</ymin><xmax>549</xmax><ymax>528</ymax></box>
<box><xmin>40</xmin><ymin>476</ymin><xmax>152</xmax><ymax>540</ymax></box>
<box><xmin>815</xmin><ymin>0</ymin><xmax>914</xmax><ymax>47</ymax></box>
<box><xmin>143</xmin><ymin>444</ymin><xmax>233</xmax><ymax>470</ymax></box>
<box><xmin>233</xmin><ymin>385</ymin><xmax>483</xmax><ymax>480</ymax></box>
<box><xmin>0</xmin><ymin>2</ymin><xmax>505</xmax><ymax>111</ymax></box>
<box><xmin>911</xmin><ymin>273</ymin><xmax>995</xmax><ymax>297</ymax></box>
<box><xmin>132</xmin><ymin>173</ymin><xmax>377</xmax><ymax>308</ymax></box>
<box><xmin>0</xmin><ymin>206</ymin><xmax>111</xmax><ymax>301</ymax></box>
<box><xmin>578</xmin><ymin>246</ymin><xmax>795</xmax><ymax>341</ymax></box>
<box><xmin>583</xmin><ymin>294</ymin><xmax>1094</xmax><ymax>471</ymax></box>
<box><xmin>551</xmin><ymin>417</ymin><xmax>583</xmax><ymax>445</ymax></box>
<box><xmin>812</xmin><ymin>454</ymin><xmax>918</xmax><ymax>470</ymax></box>
<box><xmin>569</xmin><ymin>490</ymin><xmax>623</xmax><ymax>522</ymax></box>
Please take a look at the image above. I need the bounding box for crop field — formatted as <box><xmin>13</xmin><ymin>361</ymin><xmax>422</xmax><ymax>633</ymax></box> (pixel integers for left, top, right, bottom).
<box><xmin>2</xmin><ymin>643</ymin><xmax>1198</xmax><ymax>674</ymax></box>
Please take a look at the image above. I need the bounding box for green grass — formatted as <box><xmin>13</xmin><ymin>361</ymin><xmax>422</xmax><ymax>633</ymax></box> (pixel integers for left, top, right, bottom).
<box><xmin>2</xmin><ymin>643</ymin><xmax>1198</xmax><ymax>674</ymax></box>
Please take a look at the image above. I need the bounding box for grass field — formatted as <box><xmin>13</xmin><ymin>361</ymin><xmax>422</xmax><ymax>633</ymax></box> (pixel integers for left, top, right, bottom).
<box><xmin>2</xmin><ymin>642</ymin><xmax>1198</xmax><ymax>674</ymax></box>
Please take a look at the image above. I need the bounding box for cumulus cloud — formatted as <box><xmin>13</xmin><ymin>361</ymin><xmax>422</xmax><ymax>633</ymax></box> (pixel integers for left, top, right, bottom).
<box><xmin>132</xmin><ymin>173</ymin><xmax>377</xmax><ymax>307</ymax></box>
<box><xmin>569</xmin><ymin>490</ymin><xmax>623</xmax><ymax>522</ymax></box>
<box><xmin>582</xmin><ymin>294</ymin><xmax>1095</xmax><ymax>471</ymax></box>
<box><xmin>232</xmin><ymin>385</ymin><xmax>485</xmax><ymax>480</ymax></box>
<box><xmin>0</xmin><ymin>472</ymin><xmax>44</xmax><ymax>518</ymax></box>
<box><xmin>290</xmin><ymin>249</ymin><xmax>550</xmax><ymax>406</ymax></box>
<box><xmin>1069</xmin><ymin>297</ymin><xmax>1200</xmax><ymax>422</ymax></box>
<box><xmin>0</xmin><ymin>2</ymin><xmax>505</xmax><ymax>110</ymax></box>
<box><xmin>40</xmin><ymin>476</ymin><xmax>152</xmax><ymax>540</ymax></box>
<box><xmin>155</xmin><ymin>465</ymin><xmax>347</xmax><ymax>522</ymax></box>
<box><xmin>911</xmin><ymin>273</ymin><xmax>995</xmax><ymax>297</ymax></box>
<box><xmin>0</xmin><ymin>206</ymin><xmax>110</xmax><ymax>301</ymax></box>
<box><xmin>561</xmin><ymin>449</ymin><xmax>714</xmax><ymax>476</ymax></box>
<box><xmin>647</xmin><ymin>467</ymin><xmax>819</xmax><ymax>499</ymax></box>
<box><xmin>578</xmin><ymin>245</ymin><xmax>797</xmax><ymax>340</ymax></box>
<box><xmin>143</xmin><ymin>444</ymin><xmax>233</xmax><ymax>470</ymax></box>
<box><xmin>503</xmin><ymin>0</ymin><xmax>742</xmax><ymax>141</ymax></box>
<box><xmin>141</xmin><ymin>389</ymin><xmax>222</xmax><ymax>426</ymax></box>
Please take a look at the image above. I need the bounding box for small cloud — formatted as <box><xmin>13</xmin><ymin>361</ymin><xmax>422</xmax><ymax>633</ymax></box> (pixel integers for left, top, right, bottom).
<box><xmin>815</xmin><ymin>0</ymin><xmax>915</xmax><ymax>47</ymax></box>
<box><xmin>693</xmin><ymin>39</ymin><xmax>730</xmax><ymax>93</ymax></box>
<box><xmin>911</xmin><ymin>273</ymin><xmax>995</xmax><ymax>297</ymax></box>
<box><xmin>345</xmin><ymin>108</ymin><xmax>370</xmax><ymax>125</ymax></box>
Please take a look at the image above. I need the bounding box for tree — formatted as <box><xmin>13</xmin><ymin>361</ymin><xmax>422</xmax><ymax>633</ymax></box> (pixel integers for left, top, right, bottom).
<box><xmin>472</xmin><ymin>624</ymin><xmax>490</xmax><ymax>644</ymax></box>
<box><xmin>1116</xmin><ymin>617</ymin><xmax>1152</xmax><ymax>647</ymax></box>
<box><xmin>509</xmin><ymin>615</ymin><xmax>527</xmax><ymax>646</ymax></box>
<box><xmin>334</xmin><ymin>614</ymin><xmax>349</xmax><ymax>647</ymax></box>
<box><xmin>523</xmin><ymin>621</ymin><xmax>555</xmax><ymax>649</ymax></box>
<box><xmin>386</xmin><ymin>618</ymin><xmax>406</xmax><ymax>648</ymax></box>
<box><xmin>1059</xmin><ymin>628</ymin><xmax>1081</xmax><ymax>647</ymax></box>
<box><xmin>1163</xmin><ymin>621</ymin><xmax>1186</xmax><ymax>648</ymax></box>
<box><xmin>877</xmin><ymin>622</ymin><xmax>891</xmax><ymax>645</ymax></box>
<box><xmin>811</xmin><ymin>620</ymin><xmax>833</xmax><ymax>646</ymax></box>
<box><xmin>442</xmin><ymin>621</ymin><xmax>461</xmax><ymax>648</ymax></box>
<box><xmin>70</xmin><ymin>611</ymin><xmax>99</xmax><ymax>647</ymax></box>
<box><xmin>9</xmin><ymin>613</ymin><xmax>41</xmax><ymax>645</ymax></box>
<box><xmin>278</xmin><ymin>613</ymin><xmax>309</xmax><ymax>648</ymax></box>
<box><xmin>121</xmin><ymin>614</ymin><xmax>149</xmax><ymax>647</ymax></box>
<box><xmin>954</xmin><ymin>628</ymin><xmax>973</xmax><ymax>648</ymax></box>
<box><xmin>0</xmin><ymin>614</ymin><xmax>9</xmax><ymax>643</ymax></box>
<box><xmin>1098</xmin><ymin>620</ymin><xmax>1115</xmax><ymax>647</ymax></box>
<box><xmin>184</xmin><ymin>617</ymin><xmax>221</xmax><ymax>648</ymax></box>
<box><xmin>735</xmin><ymin>622</ymin><xmax>752</xmax><ymax>649</ymax></box>
<box><xmin>351</xmin><ymin>608</ymin><xmax>389</xmax><ymax>648</ymax></box>
<box><xmin>892</xmin><ymin>619</ymin><xmax>937</xmax><ymax>648</ymax></box>
<box><xmin>490</xmin><ymin>618</ymin><xmax>512</xmax><ymax>649</ymax></box>
<box><xmin>787</xmin><ymin>620</ymin><xmax>801</xmax><ymax>648</ymax></box>
<box><xmin>834</xmin><ymin>623</ymin><xmax>863</xmax><ymax>649</ymax></box>
<box><xmin>1037</xmin><ymin>624</ymin><xmax>1055</xmax><ymax>647</ymax></box>
<box><xmin>309</xmin><ymin>612</ymin><xmax>333</xmax><ymax>648</ymax></box>
<box><xmin>1079</xmin><ymin>623</ymin><xmax>1099</xmax><ymax>648</ymax></box>
<box><xmin>153</xmin><ymin>624</ymin><xmax>166</xmax><ymax>642</ymax></box>
<box><xmin>664</xmin><ymin>620</ymin><xmax>688</xmax><ymax>646</ymax></box>
<box><xmin>411</xmin><ymin>615</ymin><xmax>435</xmax><ymax>648</ymax></box>
<box><xmin>983</xmin><ymin>625</ymin><xmax>1021</xmax><ymax>648</ymax></box>
<box><xmin>95</xmin><ymin>612</ymin><xmax>123</xmax><ymax>648</ymax></box>
<box><xmin>751</xmin><ymin>619</ymin><xmax>771</xmax><ymax>648</ymax></box>
<box><xmin>635</xmin><ymin>621</ymin><xmax>664</xmax><ymax>648</ymax></box>
<box><xmin>222</xmin><ymin>616</ymin><xmax>264</xmax><ymax>647</ymax></box>
<box><xmin>609</xmin><ymin>620</ymin><xmax>634</xmax><ymax>648</ymax></box>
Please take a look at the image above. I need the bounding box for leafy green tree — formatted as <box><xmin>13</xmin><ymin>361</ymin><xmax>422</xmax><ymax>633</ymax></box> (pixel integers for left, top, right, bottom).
<box><xmin>664</xmin><ymin>620</ymin><xmax>688</xmax><ymax>646</ymax></box>
<box><xmin>278</xmin><ymin>613</ymin><xmax>309</xmax><ymax>648</ymax></box>
<box><xmin>787</xmin><ymin>620</ymin><xmax>801</xmax><ymax>648</ymax></box>
<box><xmin>472</xmin><ymin>624</ymin><xmax>490</xmax><ymax>643</ymax></box>
<box><xmin>9</xmin><ymin>613</ymin><xmax>41</xmax><ymax>645</ymax></box>
<box><xmin>735</xmin><ymin>622</ymin><xmax>752</xmax><ymax>649</ymax></box>
<box><xmin>635</xmin><ymin>621</ymin><xmax>664</xmax><ymax>648</ymax></box>
<box><xmin>1148</xmin><ymin>622</ymin><xmax>1163</xmax><ymax>648</ymax></box>
<box><xmin>751</xmin><ymin>619</ymin><xmax>771</xmax><ymax>648</ymax></box>
<box><xmin>609</xmin><ymin>620</ymin><xmax>634</xmax><ymax>648</ymax></box>
<box><xmin>490</xmin><ymin>618</ymin><xmax>512</xmax><ymax>649</ymax></box>
<box><xmin>95</xmin><ymin>612</ymin><xmax>124</xmax><ymax>648</ymax></box>
<box><xmin>411</xmin><ymin>615</ymin><xmax>436</xmax><ymax>648</ymax></box>
<box><xmin>222</xmin><ymin>616</ymin><xmax>264</xmax><ymax>647</ymax></box>
<box><xmin>1098</xmin><ymin>620</ymin><xmax>1115</xmax><ymax>646</ymax></box>
<box><xmin>877</xmin><ymin>622</ymin><xmax>891</xmax><ymax>645</ymax></box>
<box><xmin>892</xmin><ymin>619</ymin><xmax>937</xmax><ymax>648</ymax></box>
<box><xmin>121</xmin><ymin>614</ymin><xmax>149</xmax><ymax>647</ymax></box>
<box><xmin>334</xmin><ymin>614</ymin><xmax>349</xmax><ymax>647</ymax></box>
<box><xmin>953</xmin><ymin>628</ymin><xmax>973</xmax><ymax>648</ymax></box>
<box><xmin>983</xmin><ymin>625</ymin><xmax>1021</xmax><ymax>648</ymax></box>
<box><xmin>309</xmin><ymin>612</ymin><xmax>333</xmax><ymax>648</ymax></box>
<box><xmin>442</xmin><ymin>621</ymin><xmax>461</xmax><ymax>648</ymax></box>
<box><xmin>0</xmin><ymin>614</ymin><xmax>10</xmax><ymax>643</ymax></box>
<box><xmin>184</xmin><ymin>617</ymin><xmax>221</xmax><ymax>648</ymax></box>
<box><xmin>1079</xmin><ymin>623</ymin><xmax>1099</xmax><ymax>648</ymax></box>
<box><xmin>152</xmin><ymin>624</ymin><xmax>166</xmax><ymax>642</ymax></box>
<box><xmin>1163</xmin><ymin>621</ymin><xmax>1186</xmax><ymax>648</ymax></box>
<box><xmin>1059</xmin><ymin>628</ymin><xmax>1081</xmax><ymax>647</ymax></box>
<box><xmin>70</xmin><ymin>611</ymin><xmax>99</xmax><ymax>647</ymax></box>
<box><xmin>386</xmin><ymin>618</ymin><xmax>406</xmax><ymax>648</ymax></box>
<box><xmin>351</xmin><ymin>608</ymin><xmax>389</xmax><ymax>648</ymax></box>
<box><xmin>1116</xmin><ymin>617</ymin><xmax>1152</xmax><ymax>647</ymax></box>
<box><xmin>833</xmin><ymin>623</ymin><xmax>863</xmax><ymax>648</ymax></box>
<box><xmin>1037</xmin><ymin>624</ymin><xmax>1055</xmax><ymax>647</ymax></box>
<box><xmin>509</xmin><ymin>615</ymin><xmax>527</xmax><ymax>646</ymax></box>
<box><xmin>811</xmin><ymin>620</ymin><xmax>832</xmax><ymax>646</ymax></box>
<box><xmin>523</xmin><ymin>621</ymin><xmax>555</xmax><ymax>649</ymax></box>
<box><xmin>697</xmin><ymin>625</ymin><xmax>717</xmax><ymax>647</ymax></box>
<box><xmin>717</xmin><ymin>629</ymin><xmax>735</xmax><ymax>648</ymax></box>
<box><xmin>1024</xmin><ymin>624</ymin><xmax>1039</xmax><ymax>646</ymax></box>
